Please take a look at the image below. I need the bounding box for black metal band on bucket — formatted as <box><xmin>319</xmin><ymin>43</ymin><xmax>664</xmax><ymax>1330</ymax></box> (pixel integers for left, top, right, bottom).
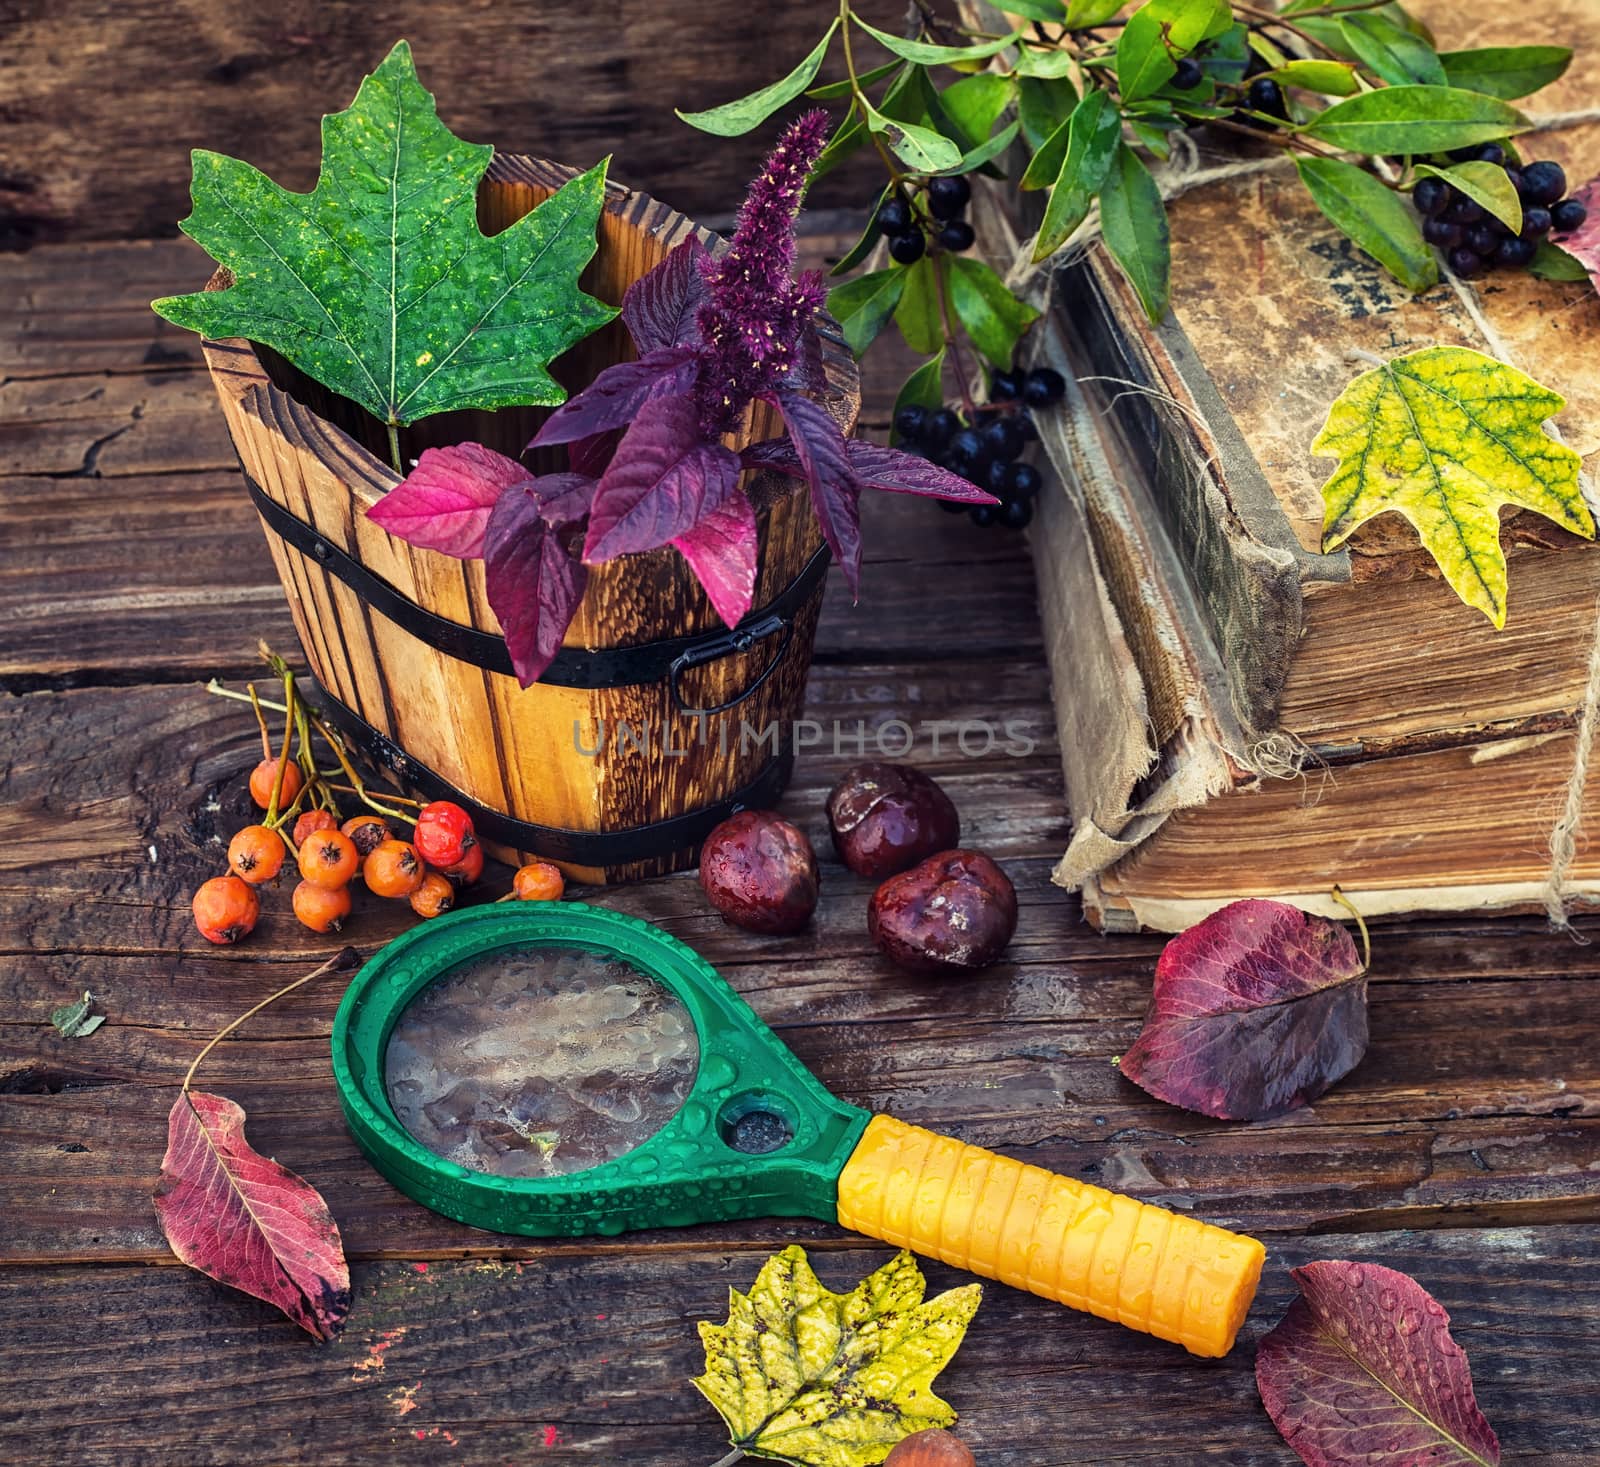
<box><xmin>308</xmin><ymin>677</ymin><xmax>797</xmax><ymax>867</ymax></box>
<box><xmin>242</xmin><ymin>468</ymin><xmax>831</xmax><ymax>696</ymax></box>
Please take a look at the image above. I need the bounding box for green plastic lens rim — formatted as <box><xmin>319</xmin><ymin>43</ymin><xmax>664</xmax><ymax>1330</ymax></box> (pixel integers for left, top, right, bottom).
<box><xmin>331</xmin><ymin>903</ymin><xmax>870</xmax><ymax>1238</ymax></box>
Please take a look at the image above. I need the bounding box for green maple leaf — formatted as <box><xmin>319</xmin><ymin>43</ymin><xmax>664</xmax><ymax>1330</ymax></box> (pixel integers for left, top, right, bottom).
<box><xmin>693</xmin><ymin>1245</ymin><xmax>980</xmax><ymax>1467</ymax></box>
<box><xmin>152</xmin><ymin>40</ymin><xmax>616</xmax><ymax>445</ymax></box>
<box><xmin>1314</xmin><ymin>346</ymin><xmax>1592</xmax><ymax>626</ymax></box>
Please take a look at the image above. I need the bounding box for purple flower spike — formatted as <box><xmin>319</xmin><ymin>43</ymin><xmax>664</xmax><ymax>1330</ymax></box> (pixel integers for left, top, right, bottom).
<box><xmin>694</xmin><ymin>109</ymin><xmax>832</xmax><ymax>437</ymax></box>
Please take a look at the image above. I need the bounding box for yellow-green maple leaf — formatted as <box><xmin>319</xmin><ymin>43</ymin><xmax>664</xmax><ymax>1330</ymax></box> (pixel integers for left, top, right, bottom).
<box><xmin>693</xmin><ymin>1246</ymin><xmax>980</xmax><ymax>1467</ymax></box>
<box><xmin>1313</xmin><ymin>345</ymin><xmax>1592</xmax><ymax>626</ymax></box>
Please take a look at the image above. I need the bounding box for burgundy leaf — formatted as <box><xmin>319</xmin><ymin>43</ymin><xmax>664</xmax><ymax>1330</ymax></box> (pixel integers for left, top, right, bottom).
<box><xmin>528</xmin><ymin>348</ymin><xmax>700</xmax><ymax>449</ymax></box>
<box><xmin>1118</xmin><ymin>898</ymin><xmax>1367</xmax><ymax>1120</ymax></box>
<box><xmin>583</xmin><ymin>392</ymin><xmax>742</xmax><ymax>562</ymax></box>
<box><xmin>366</xmin><ymin>441</ymin><xmax>528</xmax><ymax>559</ymax></box>
<box><xmin>768</xmin><ymin>390</ymin><xmax>863</xmax><ymax>596</ymax></box>
<box><xmin>1257</xmin><ymin>1261</ymin><xmax>1501</xmax><ymax>1467</ymax></box>
<box><xmin>746</xmin><ymin>437</ymin><xmax>994</xmax><ymax>505</ymax></box>
<box><xmin>528</xmin><ymin>471</ymin><xmax>596</xmax><ymax>528</ymax></box>
<box><xmin>787</xmin><ymin>318</ymin><xmax>827</xmax><ymax>396</ymax></box>
<box><xmin>153</xmin><ymin>1091</ymin><xmax>350</xmax><ymax>1341</ymax></box>
<box><xmin>484</xmin><ymin>485</ymin><xmax>589</xmax><ymax>688</ymax></box>
<box><xmin>672</xmin><ymin>473</ymin><xmax>760</xmax><ymax>627</ymax></box>
<box><xmin>622</xmin><ymin>237</ymin><xmax>710</xmax><ymax>354</ymax></box>
<box><xmin>568</xmin><ymin>428</ymin><xmax>622</xmax><ymax>480</ymax></box>
<box><xmin>1551</xmin><ymin>177</ymin><xmax>1600</xmax><ymax>289</ymax></box>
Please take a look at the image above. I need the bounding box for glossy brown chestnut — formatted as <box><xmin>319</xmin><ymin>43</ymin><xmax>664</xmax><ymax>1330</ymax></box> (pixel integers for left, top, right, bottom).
<box><xmin>826</xmin><ymin>762</ymin><xmax>960</xmax><ymax>879</ymax></box>
<box><xmin>884</xmin><ymin>1429</ymin><xmax>978</xmax><ymax>1467</ymax></box>
<box><xmin>868</xmin><ymin>849</ymin><xmax>1017</xmax><ymax>976</ymax></box>
<box><xmin>698</xmin><ymin>810</ymin><xmax>819</xmax><ymax>935</ymax></box>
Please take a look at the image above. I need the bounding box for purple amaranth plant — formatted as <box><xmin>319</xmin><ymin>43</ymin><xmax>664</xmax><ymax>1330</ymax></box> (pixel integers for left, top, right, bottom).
<box><xmin>369</xmin><ymin>111</ymin><xmax>993</xmax><ymax>686</ymax></box>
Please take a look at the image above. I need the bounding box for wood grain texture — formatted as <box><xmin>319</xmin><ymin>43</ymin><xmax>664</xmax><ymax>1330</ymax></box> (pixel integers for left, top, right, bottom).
<box><xmin>1</xmin><ymin>0</ymin><xmax>903</xmax><ymax>246</ymax></box>
<box><xmin>201</xmin><ymin>156</ymin><xmax>856</xmax><ymax>881</ymax></box>
<box><xmin>0</xmin><ymin>1230</ymin><xmax>1594</xmax><ymax>1466</ymax></box>
<box><xmin>4</xmin><ymin>230</ymin><xmax>1599</xmax><ymax>1467</ymax></box>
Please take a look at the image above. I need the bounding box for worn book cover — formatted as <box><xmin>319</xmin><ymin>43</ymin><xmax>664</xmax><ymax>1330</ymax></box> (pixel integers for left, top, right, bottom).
<box><xmin>984</xmin><ymin>0</ymin><xmax>1600</xmax><ymax>929</ymax></box>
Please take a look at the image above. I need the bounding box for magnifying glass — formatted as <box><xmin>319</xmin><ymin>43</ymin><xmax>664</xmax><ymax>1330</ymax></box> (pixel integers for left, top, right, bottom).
<box><xmin>332</xmin><ymin>904</ymin><xmax>1264</xmax><ymax>1358</ymax></box>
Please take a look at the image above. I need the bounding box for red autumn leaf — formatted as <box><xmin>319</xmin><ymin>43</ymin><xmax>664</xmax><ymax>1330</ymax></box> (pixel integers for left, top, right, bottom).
<box><xmin>154</xmin><ymin>1091</ymin><xmax>350</xmax><ymax>1341</ymax></box>
<box><xmin>366</xmin><ymin>441</ymin><xmax>529</xmax><ymax>559</ymax></box>
<box><xmin>744</xmin><ymin>437</ymin><xmax>994</xmax><ymax>505</ymax></box>
<box><xmin>527</xmin><ymin>347</ymin><xmax>700</xmax><ymax>450</ymax></box>
<box><xmin>766</xmin><ymin>389</ymin><xmax>863</xmax><ymax>597</ymax></box>
<box><xmin>1551</xmin><ymin>177</ymin><xmax>1600</xmax><ymax>289</ymax></box>
<box><xmin>672</xmin><ymin>472</ymin><xmax>760</xmax><ymax>627</ymax></box>
<box><xmin>1257</xmin><ymin>1261</ymin><xmax>1501</xmax><ymax>1467</ymax></box>
<box><xmin>1118</xmin><ymin>898</ymin><xmax>1367</xmax><ymax>1120</ymax></box>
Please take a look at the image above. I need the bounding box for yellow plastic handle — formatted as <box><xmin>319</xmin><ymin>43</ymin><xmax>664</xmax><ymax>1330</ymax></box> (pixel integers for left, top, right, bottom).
<box><xmin>836</xmin><ymin>1115</ymin><xmax>1265</xmax><ymax>1358</ymax></box>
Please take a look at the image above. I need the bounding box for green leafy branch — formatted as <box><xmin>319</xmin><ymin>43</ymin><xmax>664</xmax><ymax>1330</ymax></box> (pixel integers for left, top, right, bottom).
<box><xmin>679</xmin><ymin>1</ymin><xmax>1576</xmax><ymax>429</ymax></box>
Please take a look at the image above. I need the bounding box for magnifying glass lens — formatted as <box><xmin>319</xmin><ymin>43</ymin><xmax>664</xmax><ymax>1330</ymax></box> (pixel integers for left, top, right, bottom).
<box><xmin>384</xmin><ymin>946</ymin><xmax>699</xmax><ymax>1179</ymax></box>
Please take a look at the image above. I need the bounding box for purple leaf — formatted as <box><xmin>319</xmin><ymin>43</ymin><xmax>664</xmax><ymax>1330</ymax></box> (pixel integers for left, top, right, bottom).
<box><xmin>1118</xmin><ymin>898</ymin><xmax>1368</xmax><ymax>1120</ymax></box>
<box><xmin>528</xmin><ymin>348</ymin><xmax>699</xmax><ymax>449</ymax></box>
<box><xmin>745</xmin><ymin>437</ymin><xmax>994</xmax><ymax>505</ymax></box>
<box><xmin>484</xmin><ymin>485</ymin><xmax>589</xmax><ymax>688</ymax></box>
<box><xmin>623</xmin><ymin>237</ymin><xmax>710</xmax><ymax>354</ymax></box>
<box><xmin>672</xmin><ymin>475</ymin><xmax>759</xmax><ymax>628</ymax></box>
<box><xmin>787</xmin><ymin>319</ymin><xmax>827</xmax><ymax>396</ymax></box>
<box><xmin>568</xmin><ymin>428</ymin><xmax>621</xmax><ymax>480</ymax></box>
<box><xmin>528</xmin><ymin>472</ymin><xmax>596</xmax><ymax>528</ymax></box>
<box><xmin>1257</xmin><ymin>1261</ymin><xmax>1501</xmax><ymax>1467</ymax></box>
<box><xmin>583</xmin><ymin>392</ymin><xmax>743</xmax><ymax>562</ymax></box>
<box><xmin>767</xmin><ymin>391</ymin><xmax>863</xmax><ymax>595</ymax></box>
<box><xmin>366</xmin><ymin>442</ymin><xmax>529</xmax><ymax>559</ymax></box>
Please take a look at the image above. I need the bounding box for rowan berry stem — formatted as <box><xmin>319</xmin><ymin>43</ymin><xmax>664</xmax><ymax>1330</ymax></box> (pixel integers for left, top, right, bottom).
<box><xmin>308</xmin><ymin>715</ymin><xmax>416</xmax><ymax>825</ymax></box>
<box><xmin>263</xmin><ymin>670</ymin><xmax>295</xmax><ymax>826</ymax></box>
<box><xmin>247</xmin><ymin>683</ymin><xmax>273</xmax><ymax>761</ymax></box>
<box><xmin>181</xmin><ymin>948</ymin><xmax>361</xmax><ymax>1094</ymax></box>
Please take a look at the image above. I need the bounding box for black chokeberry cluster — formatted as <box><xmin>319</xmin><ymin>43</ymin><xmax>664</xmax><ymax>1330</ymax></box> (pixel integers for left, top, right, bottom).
<box><xmin>892</xmin><ymin>367</ymin><xmax>1066</xmax><ymax>532</ymax></box>
<box><xmin>1412</xmin><ymin>148</ymin><xmax>1587</xmax><ymax>280</ymax></box>
<box><xmin>877</xmin><ymin>175</ymin><xmax>976</xmax><ymax>266</ymax></box>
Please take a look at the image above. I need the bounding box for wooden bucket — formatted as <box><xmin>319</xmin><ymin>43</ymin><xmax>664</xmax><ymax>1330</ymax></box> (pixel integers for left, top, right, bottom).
<box><xmin>199</xmin><ymin>154</ymin><xmax>859</xmax><ymax>884</ymax></box>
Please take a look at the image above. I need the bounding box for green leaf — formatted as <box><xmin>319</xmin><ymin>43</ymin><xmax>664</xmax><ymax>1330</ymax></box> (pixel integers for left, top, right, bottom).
<box><xmin>1066</xmin><ymin>0</ymin><xmax>1128</xmax><ymax>25</ymax></box>
<box><xmin>1130</xmin><ymin>117</ymin><xmax>1175</xmax><ymax>157</ymax></box>
<box><xmin>1314</xmin><ymin>346</ymin><xmax>1591</xmax><ymax>627</ymax></box>
<box><xmin>678</xmin><ymin>20</ymin><xmax>840</xmax><ymax>134</ymax></box>
<box><xmin>1529</xmin><ymin>239</ymin><xmax>1591</xmax><ymax>282</ymax></box>
<box><xmin>694</xmin><ymin>1246</ymin><xmax>981</xmax><ymax>1467</ymax></box>
<box><xmin>1117</xmin><ymin>0</ymin><xmax>1231</xmax><ymax>103</ymax></box>
<box><xmin>813</xmin><ymin>106</ymin><xmax>868</xmax><ymax>181</ymax></box>
<box><xmin>864</xmin><ymin>100</ymin><xmax>964</xmax><ymax>172</ymax></box>
<box><xmin>1257</xmin><ymin>59</ymin><xmax>1360</xmax><ymax>96</ymax></box>
<box><xmin>1337</xmin><ymin>13</ymin><xmax>1445</xmax><ymax>86</ymax></box>
<box><xmin>1018</xmin><ymin>75</ymin><xmax>1080</xmax><ymax>151</ymax></box>
<box><xmin>937</xmin><ymin>120</ymin><xmax>1021</xmax><ymax>176</ymax></box>
<box><xmin>1098</xmin><ymin>142</ymin><xmax>1170</xmax><ymax>321</ymax></box>
<box><xmin>153</xmin><ymin>43</ymin><xmax>615</xmax><ymax>432</ymax></box>
<box><xmin>1300</xmin><ymin>85</ymin><xmax>1531</xmax><ymax>156</ymax></box>
<box><xmin>1015</xmin><ymin>45</ymin><xmax>1078</xmax><ymax>78</ymax></box>
<box><xmin>940</xmin><ymin>74</ymin><xmax>1015</xmax><ymax>146</ymax></box>
<box><xmin>807</xmin><ymin>60</ymin><xmax>901</xmax><ymax>101</ymax></box>
<box><xmin>891</xmin><ymin>350</ymin><xmax>948</xmax><ymax>446</ymax></box>
<box><xmin>829</xmin><ymin>268</ymin><xmax>907</xmax><ymax>357</ymax></box>
<box><xmin>895</xmin><ymin>256</ymin><xmax>948</xmax><ymax>355</ymax></box>
<box><xmin>51</xmin><ymin>991</ymin><xmax>105</xmax><ymax>1039</ymax></box>
<box><xmin>1295</xmin><ymin>156</ymin><xmax>1437</xmax><ymax>293</ymax></box>
<box><xmin>947</xmin><ymin>256</ymin><xmax>1042</xmax><ymax>368</ymax></box>
<box><xmin>852</xmin><ymin>16</ymin><xmax>1021</xmax><ymax>67</ymax></box>
<box><xmin>1414</xmin><ymin>160</ymin><xmax>1522</xmax><ymax>234</ymax></box>
<box><xmin>1031</xmin><ymin>89</ymin><xmax>1123</xmax><ymax>257</ymax></box>
<box><xmin>1439</xmin><ymin>45</ymin><xmax>1573</xmax><ymax>100</ymax></box>
<box><xmin>1001</xmin><ymin>0</ymin><xmax>1069</xmax><ymax>20</ymax></box>
<box><xmin>830</xmin><ymin>183</ymin><xmax>893</xmax><ymax>278</ymax></box>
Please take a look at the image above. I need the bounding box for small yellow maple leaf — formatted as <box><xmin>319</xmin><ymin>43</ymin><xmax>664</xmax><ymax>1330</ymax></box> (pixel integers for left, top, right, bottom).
<box><xmin>1313</xmin><ymin>345</ymin><xmax>1592</xmax><ymax>627</ymax></box>
<box><xmin>692</xmin><ymin>1245</ymin><xmax>981</xmax><ymax>1467</ymax></box>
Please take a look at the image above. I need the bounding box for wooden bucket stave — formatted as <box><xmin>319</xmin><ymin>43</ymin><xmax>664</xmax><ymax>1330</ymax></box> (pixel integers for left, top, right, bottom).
<box><xmin>200</xmin><ymin>155</ymin><xmax>859</xmax><ymax>883</ymax></box>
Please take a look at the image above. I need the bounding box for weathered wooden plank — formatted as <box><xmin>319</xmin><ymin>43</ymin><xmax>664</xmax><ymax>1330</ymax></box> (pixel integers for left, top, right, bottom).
<box><xmin>3</xmin><ymin>0</ymin><xmax>903</xmax><ymax>246</ymax></box>
<box><xmin>0</xmin><ymin>1229</ymin><xmax>1593</xmax><ymax>1465</ymax></box>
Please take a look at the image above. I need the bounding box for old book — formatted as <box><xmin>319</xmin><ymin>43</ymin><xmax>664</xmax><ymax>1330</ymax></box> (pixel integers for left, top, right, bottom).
<box><xmin>972</xmin><ymin>12</ymin><xmax>1600</xmax><ymax>930</ymax></box>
